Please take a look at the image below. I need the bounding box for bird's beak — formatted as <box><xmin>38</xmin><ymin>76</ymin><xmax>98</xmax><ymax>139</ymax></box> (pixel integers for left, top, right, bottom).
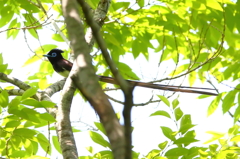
<box><xmin>43</xmin><ymin>54</ymin><xmax>50</xmax><ymax>57</ymax></box>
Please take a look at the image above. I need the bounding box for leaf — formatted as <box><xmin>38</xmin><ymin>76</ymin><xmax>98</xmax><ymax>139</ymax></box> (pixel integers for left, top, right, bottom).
<box><xmin>22</xmin><ymin>55</ymin><xmax>41</xmax><ymax>67</ymax></box>
<box><xmin>22</xmin><ymin>138</ymin><xmax>33</xmax><ymax>155</ymax></box>
<box><xmin>172</xmin><ymin>98</ymin><xmax>179</xmax><ymax>109</ymax></box>
<box><xmin>37</xmin><ymin>133</ymin><xmax>51</xmax><ymax>155</ymax></box>
<box><xmin>21</xmin><ymin>88</ymin><xmax>37</xmax><ymax>100</ymax></box>
<box><xmin>157</xmin><ymin>95</ymin><xmax>170</xmax><ymax>106</ymax></box>
<box><xmin>173</xmin><ymin>137</ymin><xmax>199</xmax><ymax>144</ymax></box>
<box><xmin>89</xmin><ymin>131</ymin><xmax>111</xmax><ymax>148</ymax></box>
<box><xmin>5</xmin><ymin>120</ymin><xmax>21</xmax><ymax>128</ymax></box>
<box><xmin>0</xmin><ymin>6</ymin><xmax>14</xmax><ymax>28</ymax></box>
<box><xmin>209</xmin><ymin>144</ymin><xmax>218</xmax><ymax>152</ymax></box>
<box><xmin>21</xmin><ymin>98</ymin><xmax>41</xmax><ymax>107</ymax></box>
<box><xmin>39</xmin><ymin>113</ymin><xmax>56</xmax><ymax>122</ymax></box>
<box><xmin>179</xmin><ymin>115</ymin><xmax>195</xmax><ymax>134</ymax></box>
<box><xmin>94</xmin><ymin>122</ymin><xmax>107</xmax><ymax>136</ymax></box>
<box><xmin>35</xmin><ymin>44</ymin><xmax>58</xmax><ymax>54</ymax></box>
<box><xmin>138</xmin><ymin>0</ymin><xmax>144</xmax><ymax>7</ymax></box>
<box><xmin>222</xmin><ymin>91</ymin><xmax>236</xmax><ymax>114</ymax></box>
<box><xmin>146</xmin><ymin>149</ymin><xmax>161</xmax><ymax>158</ymax></box>
<box><xmin>52</xmin><ymin>33</ymin><xmax>64</xmax><ymax>42</ymax></box>
<box><xmin>40</xmin><ymin>101</ymin><xmax>56</xmax><ymax>108</ymax></box>
<box><xmin>52</xmin><ymin>136</ymin><xmax>62</xmax><ymax>154</ymax></box>
<box><xmin>160</xmin><ymin>126</ymin><xmax>176</xmax><ymax>141</ymax></box>
<box><xmin>179</xmin><ymin>124</ymin><xmax>196</xmax><ymax>134</ymax></box>
<box><xmin>204</xmin><ymin>131</ymin><xmax>225</xmax><ymax>144</ymax></box>
<box><xmin>38</xmin><ymin>78</ymin><xmax>49</xmax><ymax>90</ymax></box>
<box><xmin>150</xmin><ymin>110</ymin><xmax>171</xmax><ymax>118</ymax></box>
<box><xmin>165</xmin><ymin>147</ymin><xmax>189</xmax><ymax>157</ymax></box>
<box><xmin>206</xmin><ymin>0</ymin><xmax>223</xmax><ymax>11</ymax></box>
<box><xmin>169</xmin><ymin>64</ymin><xmax>189</xmax><ymax>76</ymax></box>
<box><xmin>230</xmin><ymin>135</ymin><xmax>240</xmax><ymax>142</ymax></box>
<box><xmin>13</xmin><ymin>128</ymin><xmax>37</xmax><ymax>138</ymax></box>
<box><xmin>188</xmin><ymin>71</ymin><xmax>197</xmax><ymax>86</ymax></box>
<box><xmin>0</xmin><ymin>64</ymin><xmax>8</xmax><ymax>72</ymax></box>
<box><xmin>0</xmin><ymin>90</ymin><xmax>9</xmax><ymax>108</ymax></box>
<box><xmin>158</xmin><ymin>141</ymin><xmax>168</xmax><ymax>150</ymax></box>
<box><xmin>174</xmin><ymin>107</ymin><xmax>183</xmax><ymax>121</ymax></box>
<box><xmin>207</xmin><ymin>93</ymin><xmax>223</xmax><ymax>116</ymax></box>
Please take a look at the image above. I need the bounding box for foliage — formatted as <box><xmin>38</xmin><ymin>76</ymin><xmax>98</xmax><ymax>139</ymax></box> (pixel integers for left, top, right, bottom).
<box><xmin>0</xmin><ymin>0</ymin><xmax>240</xmax><ymax>158</ymax></box>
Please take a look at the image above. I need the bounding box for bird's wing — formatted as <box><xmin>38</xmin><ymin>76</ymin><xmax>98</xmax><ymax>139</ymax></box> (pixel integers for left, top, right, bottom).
<box><xmin>98</xmin><ymin>75</ymin><xmax>218</xmax><ymax>96</ymax></box>
<box><xmin>56</xmin><ymin>59</ymin><xmax>73</xmax><ymax>72</ymax></box>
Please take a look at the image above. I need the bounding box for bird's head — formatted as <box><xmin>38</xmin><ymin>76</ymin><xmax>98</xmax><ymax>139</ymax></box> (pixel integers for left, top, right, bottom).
<box><xmin>43</xmin><ymin>49</ymin><xmax>64</xmax><ymax>63</ymax></box>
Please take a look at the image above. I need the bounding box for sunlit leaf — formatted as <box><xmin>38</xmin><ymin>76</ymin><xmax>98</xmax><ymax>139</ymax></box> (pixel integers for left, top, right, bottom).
<box><xmin>157</xmin><ymin>95</ymin><xmax>170</xmax><ymax>106</ymax></box>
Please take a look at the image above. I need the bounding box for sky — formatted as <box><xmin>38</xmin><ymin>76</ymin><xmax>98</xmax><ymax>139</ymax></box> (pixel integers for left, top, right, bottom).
<box><xmin>0</xmin><ymin>16</ymin><xmax>235</xmax><ymax>158</ymax></box>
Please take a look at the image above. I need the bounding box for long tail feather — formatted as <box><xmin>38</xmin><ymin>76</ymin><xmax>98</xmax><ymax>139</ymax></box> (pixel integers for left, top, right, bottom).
<box><xmin>98</xmin><ymin>75</ymin><xmax>218</xmax><ymax>96</ymax></box>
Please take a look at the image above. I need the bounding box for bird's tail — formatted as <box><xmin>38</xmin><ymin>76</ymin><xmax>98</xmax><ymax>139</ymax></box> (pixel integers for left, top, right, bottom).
<box><xmin>98</xmin><ymin>75</ymin><xmax>218</xmax><ymax>96</ymax></box>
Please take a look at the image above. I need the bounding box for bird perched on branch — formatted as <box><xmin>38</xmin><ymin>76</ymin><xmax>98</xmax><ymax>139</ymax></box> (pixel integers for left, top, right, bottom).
<box><xmin>43</xmin><ymin>49</ymin><xmax>217</xmax><ymax>96</ymax></box>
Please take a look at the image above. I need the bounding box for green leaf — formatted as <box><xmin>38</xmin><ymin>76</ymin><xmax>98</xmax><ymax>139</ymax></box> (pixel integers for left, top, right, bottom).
<box><xmin>94</xmin><ymin>122</ymin><xmax>107</xmax><ymax>136</ymax></box>
<box><xmin>174</xmin><ymin>107</ymin><xmax>183</xmax><ymax>121</ymax></box>
<box><xmin>86</xmin><ymin>146</ymin><xmax>94</xmax><ymax>154</ymax></box>
<box><xmin>209</xmin><ymin>144</ymin><xmax>218</xmax><ymax>152</ymax></box>
<box><xmin>0</xmin><ymin>64</ymin><xmax>8</xmax><ymax>72</ymax></box>
<box><xmin>5</xmin><ymin>120</ymin><xmax>21</xmax><ymax>128</ymax></box>
<box><xmin>138</xmin><ymin>0</ymin><xmax>144</xmax><ymax>8</ymax></box>
<box><xmin>179</xmin><ymin>124</ymin><xmax>196</xmax><ymax>134</ymax></box>
<box><xmin>10</xmin><ymin>135</ymin><xmax>22</xmax><ymax>150</ymax></box>
<box><xmin>204</xmin><ymin>131</ymin><xmax>225</xmax><ymax>144</ymax></box>
<box><xmin>146</xmin><ymin>149</ymin><xmax>161</xmax><ymax>158</ymax></box>
<box><xmin>35</xmin><ymin>44</ymin><xmax>58</xmax><ymax>54</ymax></box>
<box><xmin>150</xmin><ymin>110</ymin><xmax>171</xmax><ymax>118</ymax></box>
<box><xmin>21</xmin><ymin>98</ymin><xmax>41</xmax><ymax>107</ymax></box>
<box><xmin>0</xmin><ymin>90</ymin><xmax>9</xmax><ymax>107</ymax></box>
<box><xmin>207</xmin><ymin>93</ymin><xmax>223</xmax><ymax>116</ymax></box>
<box><xmin>52</xmin><ymin>33</ymin><xmax>65</xmax><ymax>42</ymax></box>
<box><xmin>37</xmin><ymin>133</ymin><xmax>51</xmax><ymax>155</ymax></box>
<box><xmin>160</xmin><ymin>126</ymin><xmax>176</xmax><ymax>141</ymax></box>
<box><xmin>173</xmin><ymin>137</ymin><xmax>199</xmax><ymax>144</ymax></box>
<box><xmin>13</xmin><ymin>128</ymin><xmax>37</xmax><ymax>138</ymax></box>
<box><xmin>89</xmin><ymin>131</ymin><xmax>111</xmax><ymax>148</ymax></box>
<box><xmin>21</xmin><ymin>88</ymin><xmax>37</xmax><ymax>100</ymax></box>
<box><xmin>165</xmin><ymin>147</ymin><xmax>189</xmax><ymax>157</ymax></box>
<box><xmin>40</xmin><ymin>101</ymin><xmax>56</xmax><ymax>108</ymax></box>
<box><xmin>52</xmin><ymin>136</ymin><xmax>62</xmax><ymax>154</ymax></box>
<box><xmin>222</xmin><ymin>91</ymin><xmax>236</xmax><ymax>113</ymax></box>
<box><xmin>0</xmin><ymin>6</ymin><xmax>14</xmax><ymax>28</ymax></box>
<box><xmin>22</xmin><ymin>55</ymin><xmax>41</xmax><ymax>67</ymax></box>
<box><xmin>158</xmin><ymin>141</ymin><xmax>168</xmax><ymax>150</ymax></box>
<box><xmin>179</xmin><ymin>115</ymin><xmax>195</xmax><ymax>134</ymax></box>
<box><xmin>206</xmin><ymin>0</ymin><xmax>223</xmax><ymax>11</ymax></box>
<box><xmin>21</xmin><ymin>108</ymin><xmax>41</xmax><ymax>123</ymax></box>
<box><xmin>230</xmin><ymin>135</ymin><xmax>240</xmax><ymax>142</ymax></box>
<box><xmin>172</xmin><ymin>98</ymin><xmax>179</xmax><ymax>109</ymax></box>
<box><xmin>39</xmin><ymin>78</ymin><xmax>49</xmax><ymax>90</ymax></box>
<box><xmin>188</xmin><ymin>71</ymin><xmax>197</xmax><ymax>86</ymax></box>
<box><xmin>117</xmin><ymin>62</ymin><xmax>140</xmax><ymax>80</ymax></box>
<box><xmin>169</xmin><ymin>64</ymin><xmax>189</xmax><ymax>76</ymax></box>
<box><xmin>157</xmin><ymin>95</ymin><xmax>170</xmax><ymax>106</ymax></box>
<box><xmin>39</xmin><ymin>113</ymin><xmax>56</xmax><ymax>122</ymax></box>
<box><xmin>22</xmin><ymin>138</ymin><xmax>33</xmax><ymax>155</ymax></box>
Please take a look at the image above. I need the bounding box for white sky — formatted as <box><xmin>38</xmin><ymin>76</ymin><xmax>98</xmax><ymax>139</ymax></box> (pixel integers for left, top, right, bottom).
<box><xmin>0</xmin><ymin>18</ymin><xmax>234</xmax><ymax>157</ymax></box>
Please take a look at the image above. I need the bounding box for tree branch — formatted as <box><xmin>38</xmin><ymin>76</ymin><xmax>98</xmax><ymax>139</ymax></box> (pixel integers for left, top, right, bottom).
<box><xmin>77</xmin><ymin>1</ymin><xmax>135</xmax><ymax>158</ymax></box>
<box><xmin>62</xmin><ymin>0</ymin><xmax>125</xmax><ymax>158</ymax></box>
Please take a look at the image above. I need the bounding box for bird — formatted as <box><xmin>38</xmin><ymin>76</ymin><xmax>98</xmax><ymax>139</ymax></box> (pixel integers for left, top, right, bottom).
<box><xmin>43</xmin><ymin>49</ymin><xmax>218</xmax><ymax>96</ymax></box>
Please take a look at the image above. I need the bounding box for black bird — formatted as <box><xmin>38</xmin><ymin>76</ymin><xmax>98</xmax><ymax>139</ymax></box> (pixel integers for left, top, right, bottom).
<box><xmin>43</xmin><ymin>49</ymin><xmax>218</xmax><ymax>96</ymax></box>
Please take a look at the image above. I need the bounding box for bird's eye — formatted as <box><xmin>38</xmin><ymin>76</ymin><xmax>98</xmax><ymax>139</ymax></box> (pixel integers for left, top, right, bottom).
<box><xmin>52</xmin><ymin>53</ymin><xmax>57</xmax><ymax>57</ymax></box>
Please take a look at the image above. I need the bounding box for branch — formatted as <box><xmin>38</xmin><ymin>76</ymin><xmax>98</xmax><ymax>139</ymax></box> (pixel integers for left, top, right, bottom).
<box><xmin>62</xmin><ymin>0</ymin><xmax>125</xmax><ymax>158</ymax></box>
<box><xmin>77</xmin><ymin>1</ymin><xmax>135</xmax><ymax>158</ymax></box>
<box><xmin>0</xmin><ymin>73</ymin><xmax>31</xmax><ymax>90</ymax></box>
